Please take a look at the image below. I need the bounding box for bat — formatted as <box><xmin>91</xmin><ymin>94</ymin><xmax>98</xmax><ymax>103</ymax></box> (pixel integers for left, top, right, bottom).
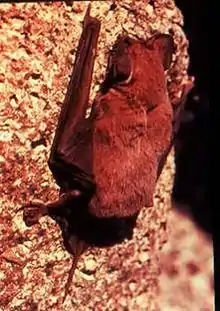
<box><xmin>21</xmin><ymin>5</ymin><xmax>193</xmax><ymax>300</ymax></box>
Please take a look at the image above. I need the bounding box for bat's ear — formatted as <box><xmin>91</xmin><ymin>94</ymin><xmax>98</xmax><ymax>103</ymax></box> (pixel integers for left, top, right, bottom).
<box><xmin>147</xmin><ymin>34</ymin><xmax>175</xmax><ymax>70</ymax></box>
<box><xmin>110</xmin><ymin>53</ymin><xmax>133</xmax><ymax>84</ymax></box>
<box><xmin>106</xmin><ymin>36</ymin><xmax>133</xmax><ymax>85</ymax></box>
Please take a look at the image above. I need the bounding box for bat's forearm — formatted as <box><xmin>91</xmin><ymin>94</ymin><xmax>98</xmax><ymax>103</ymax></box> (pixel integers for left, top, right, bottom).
<box><xmin>50</xmin><ymin>7</ymin><xmax>101</xmax><ymax>161</ymax></box>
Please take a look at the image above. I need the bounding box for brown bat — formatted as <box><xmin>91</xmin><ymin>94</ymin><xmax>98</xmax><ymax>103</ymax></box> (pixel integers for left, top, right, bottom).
<box><xmin>21</xmin><ymin>5</ymin><xmax>193</xmax><ymax>301</ymax></box>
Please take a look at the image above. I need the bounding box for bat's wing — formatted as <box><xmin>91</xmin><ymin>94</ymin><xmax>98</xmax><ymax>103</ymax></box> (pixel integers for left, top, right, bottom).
<box><xmin>157</xmin><ymin>80</ymin><xmax>194</xmax><ymax>177</ymax></box>
<box><xmin>48</xmin><ymin>5</ymin><xmax>101</xmax><ymax>192</ymax></box>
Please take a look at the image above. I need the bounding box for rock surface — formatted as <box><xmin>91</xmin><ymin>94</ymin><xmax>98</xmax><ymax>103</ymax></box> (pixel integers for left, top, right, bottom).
<box><xmin>0</xmin><ymin>1</ymin><xmax>192</xmax><ymax>310</ymax></box>
<box><xmin>159</xmin><ymin>207</ymin><xmax>213</xmax><ymax>311</ymax></box>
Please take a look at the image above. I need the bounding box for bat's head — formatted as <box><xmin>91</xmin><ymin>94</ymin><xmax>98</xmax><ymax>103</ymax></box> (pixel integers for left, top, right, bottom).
<box><xmin>103</xmin><ymin>33</ymin><xmax>174</xmax><ymax>110</ymax></box>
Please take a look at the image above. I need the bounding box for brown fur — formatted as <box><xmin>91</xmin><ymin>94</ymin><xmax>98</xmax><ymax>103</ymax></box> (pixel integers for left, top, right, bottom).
<box><xmin>89</xmin><ymin>36</ymin><xmax>173</xmax><ymax>217</ymax></box>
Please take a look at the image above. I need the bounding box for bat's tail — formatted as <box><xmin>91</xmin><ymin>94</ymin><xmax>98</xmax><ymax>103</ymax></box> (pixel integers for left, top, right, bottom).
<box><xmin>62</xmin><ymin>238</ymin><xmax>88</xmax><ymax>303</ymax></box>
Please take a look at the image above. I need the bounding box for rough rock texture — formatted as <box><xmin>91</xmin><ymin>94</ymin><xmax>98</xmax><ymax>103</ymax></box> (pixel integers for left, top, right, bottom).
<box><xmin>159</xmin><ymin>207</ymin><xmax>213</xmax><ymax>311</ymax></box>
<box><xmin>0</xmin><ymin>1</ymin><xmax>191</xmax><ymax>310</ymax></box>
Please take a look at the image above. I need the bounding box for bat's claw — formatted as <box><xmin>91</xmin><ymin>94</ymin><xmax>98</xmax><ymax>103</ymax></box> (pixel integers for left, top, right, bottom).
<box><xmin>22</xmin><ymin>201</ymin><xmax>48</xmax><ymax>227</ymax></box>
<box><xmin>20</xmin><ymin>190</ymin><xmax>82</xmax><ymax>227</ymax></box>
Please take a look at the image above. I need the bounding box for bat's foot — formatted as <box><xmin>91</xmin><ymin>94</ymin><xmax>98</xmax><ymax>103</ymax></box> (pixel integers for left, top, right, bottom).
<box><xmin>20</xmin><ymin>190</ymin><xmax>82</xmax><ymax>227</ymax></box>
<box><xmin>22</xmin><ymin>201</ymin><xmax>48</xmax><ymax>227</ymax></box>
